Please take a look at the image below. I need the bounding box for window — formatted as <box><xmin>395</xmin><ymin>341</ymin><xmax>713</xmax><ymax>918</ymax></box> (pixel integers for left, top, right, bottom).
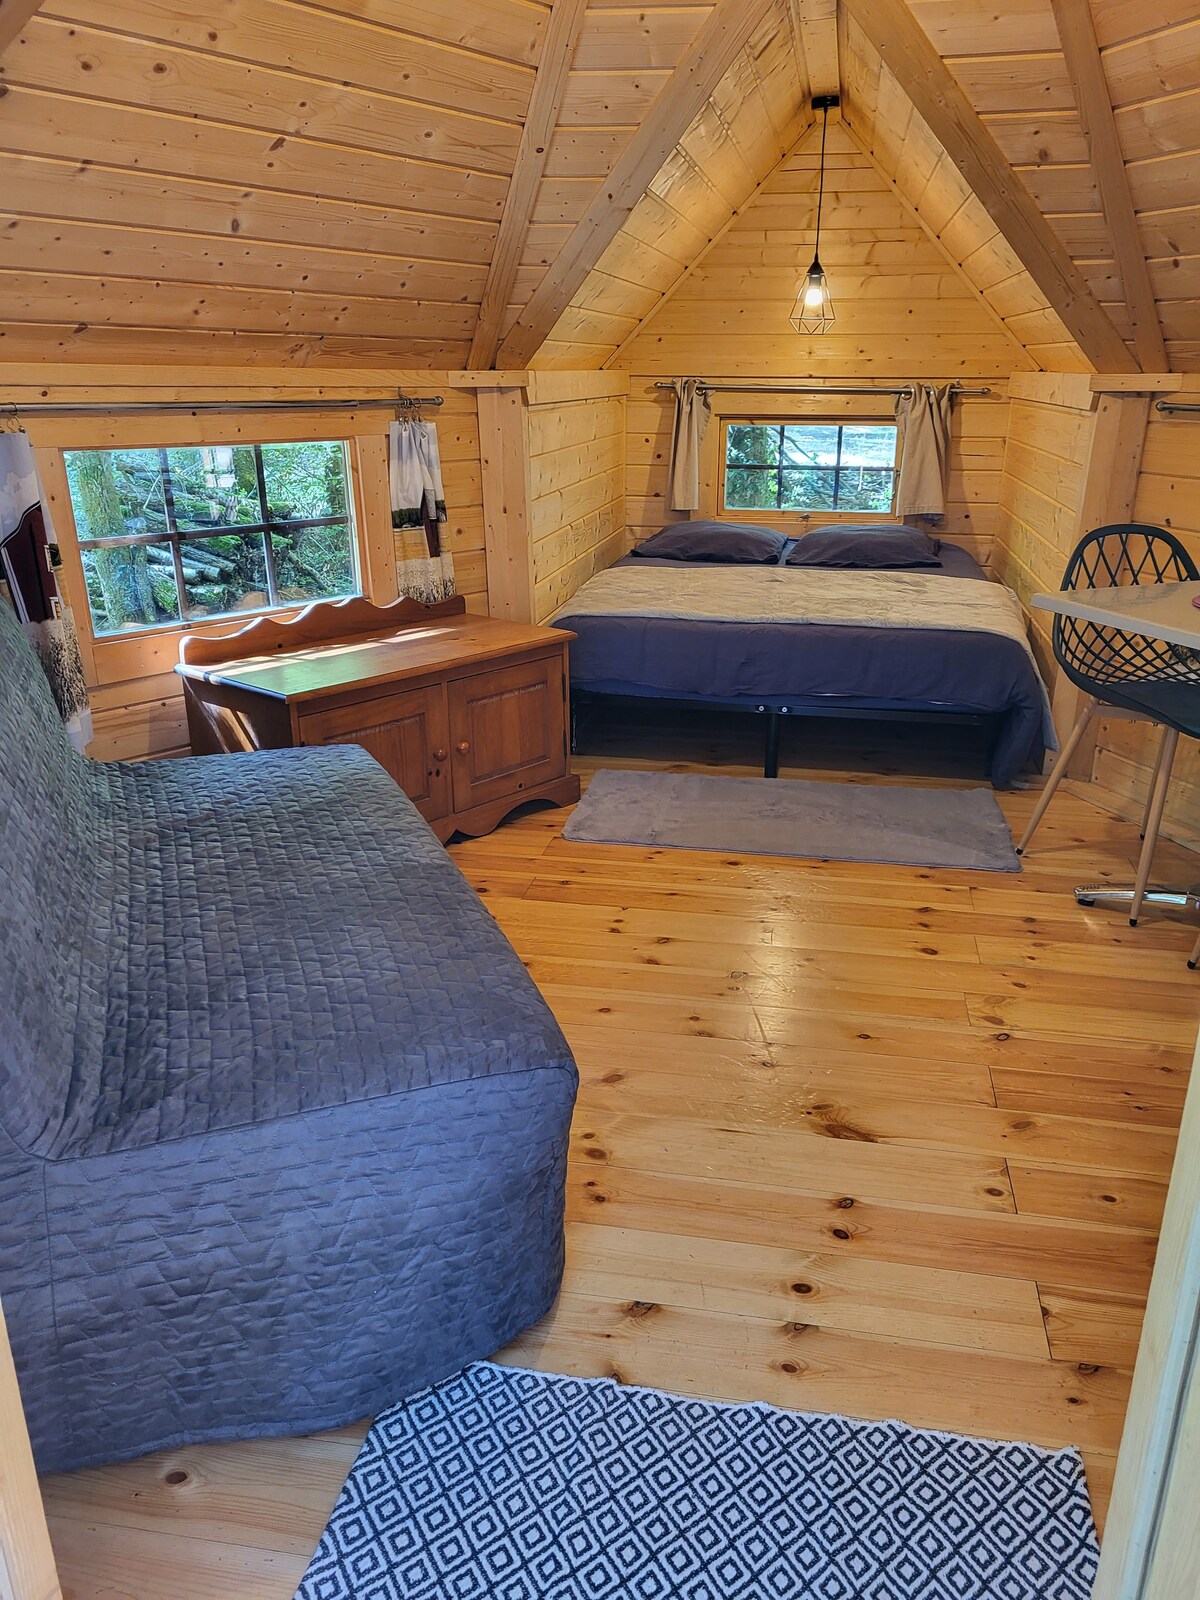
<box><xmin>724</xmin><ymin>422</ymin><xmax>898</xmax><ymax>515</ymax></box>
<box><xmin>64</xmin><ymin>440</ymin><xmax>359</xmax><ymax>636</ymax></box>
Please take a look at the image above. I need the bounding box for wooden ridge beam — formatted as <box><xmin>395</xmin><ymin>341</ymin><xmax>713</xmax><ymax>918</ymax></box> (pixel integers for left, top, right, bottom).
<box><xmin>840</xmin><ymin>0</ymin><xmax>1138</xmax><ymax>375</ymax></box>
<box><xmin>469</xmin><ymin>0</ymin><xmax>588</xmax><ymax>371</ymax></box>
<box><xmin>1050</xmin><ymin>0</ymin><xmax>1168</xmax><ymax>374</ymax></box>
<box><xmin>788</xmin><ymin>0</ymin><xmax>838</xmax><ymax>100</ymax></box>
<box><xmin>496</xmin><ymin>0</ymin><xmax>778</xmax><ymax>369</ymax></box>
<box><xmin>0</xmin><ymin>0</ymin><xmax>43</xmax><ymax>56</ymax></box>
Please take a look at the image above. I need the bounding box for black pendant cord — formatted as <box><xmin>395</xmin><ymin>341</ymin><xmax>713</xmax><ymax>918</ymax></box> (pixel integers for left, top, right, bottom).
<box><xmin>813</xmin><ymin>100</ymin><xmax>829</xmax><ymax>269</ymax></box>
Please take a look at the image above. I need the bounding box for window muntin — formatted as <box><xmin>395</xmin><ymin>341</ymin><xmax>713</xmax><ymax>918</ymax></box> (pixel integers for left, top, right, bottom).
<box><xmin>724</xmin><ymin>421</ymin><xmax>898</xmax><ymax>515</ymax></box>
<box><xmin>64</xmin><ymin>440</ymin><xmax>359</xmax><ymax>636</ymax></box>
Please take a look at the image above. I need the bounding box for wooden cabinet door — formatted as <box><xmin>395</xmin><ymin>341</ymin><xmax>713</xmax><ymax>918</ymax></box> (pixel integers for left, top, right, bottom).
<box><xmin>447</xmin><ymin>651</ymin><xmax>567</xmax><ymax>814</ymax></box>
<box><xmin>297</xmin><ymin>684</ymin><xmax>452</xmax><ymax>822</ymax></box>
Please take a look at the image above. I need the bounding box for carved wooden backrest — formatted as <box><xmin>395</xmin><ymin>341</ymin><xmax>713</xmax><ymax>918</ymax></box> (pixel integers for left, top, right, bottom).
<box><xmin>178</xmin><ymin>593</ymin><xmax>467</xmax><ymax>669</ymax></box>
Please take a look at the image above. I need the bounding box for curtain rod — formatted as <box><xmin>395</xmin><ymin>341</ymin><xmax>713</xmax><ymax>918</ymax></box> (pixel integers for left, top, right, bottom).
<box><xmin>1</xmin><ymin>391</ymin><xmax>445</xmax><ymax>419</ymax></box>
<box><xmin>1156</xmin><ymin>400</ymin><xmax>1200</xmax><ymax>414</ymax></box>
<box><xmin>651</xmin><ymin>381</ymin><xmax>993</xmax><ymax>398</ymax></box>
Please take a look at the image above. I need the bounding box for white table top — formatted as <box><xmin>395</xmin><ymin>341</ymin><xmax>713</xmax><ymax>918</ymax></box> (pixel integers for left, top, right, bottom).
<box><xmin>1031</xmin><ymin>580</ymin><xmax>1200</xmax><ymax>650</ymax></box>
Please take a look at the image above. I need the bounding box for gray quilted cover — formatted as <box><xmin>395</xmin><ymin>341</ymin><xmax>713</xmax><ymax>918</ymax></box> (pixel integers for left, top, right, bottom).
<box><xmin>0</xmin><ymin>600</ymin><xmax>577</xmax><ymax>1474</ymax></box>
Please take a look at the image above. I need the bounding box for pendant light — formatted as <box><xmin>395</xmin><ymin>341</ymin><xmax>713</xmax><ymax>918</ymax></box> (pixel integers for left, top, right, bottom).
<box><xmin>790</xmin><ymin>94</ymin><xmax>838</xmax><ymax>335</ymax></box>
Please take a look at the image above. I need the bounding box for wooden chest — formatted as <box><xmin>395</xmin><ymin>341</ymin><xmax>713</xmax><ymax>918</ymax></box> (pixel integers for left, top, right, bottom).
<box><xmin>175</xmin><ymin>595</ymin><xmax>579</xmax><ymax>841</ymax></box>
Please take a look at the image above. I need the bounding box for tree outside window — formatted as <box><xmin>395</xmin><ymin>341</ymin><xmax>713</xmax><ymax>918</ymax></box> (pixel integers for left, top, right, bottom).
<box><xmin>65</xmin><ymin>440</ymin><xmax>359</xmax><ymax>635</ymax></box>
<box><xmin>724</xmin><ymin>422</ymin><xmax>898</xmax><ymax>515</ymax></box>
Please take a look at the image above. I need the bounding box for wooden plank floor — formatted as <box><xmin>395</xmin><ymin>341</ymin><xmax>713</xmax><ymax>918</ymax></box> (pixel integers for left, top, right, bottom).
<box><xmin>40</xmin><ymin>718</ymin><xmax>1198</xmax><ymax>1599</ymax></box>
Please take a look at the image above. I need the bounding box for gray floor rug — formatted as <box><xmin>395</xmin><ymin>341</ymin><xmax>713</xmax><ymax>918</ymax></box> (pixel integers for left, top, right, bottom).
<box><xmin>563</xmin><ymin>769</ymin><xmax>1020</xmax><ymax>872</ymax></box>
<box><xmin>295</xmin><ymin>1362</ymin><xmax>1098</xmax><ymax>1599</ymax></box>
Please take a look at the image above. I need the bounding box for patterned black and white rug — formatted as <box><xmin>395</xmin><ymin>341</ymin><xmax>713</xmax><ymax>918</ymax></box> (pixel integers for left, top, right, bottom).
<box><xmin>295</xmin><ymin>1363</ymin><xmax>1099</xmax><ymax>1600</ymax></box>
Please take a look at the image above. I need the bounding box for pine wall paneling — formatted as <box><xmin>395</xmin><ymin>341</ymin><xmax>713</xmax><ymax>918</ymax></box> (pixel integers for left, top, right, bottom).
<box><xmin>1099</xmin><ymin>379</ymin><xmax>1200</xmax><ymax>843</ymax></box>
<box><xmin>527</xmin><ymin>373</ymin><xmax>628</xmax><ymax>622</ymax></box>
<box><xmin>2</xmin><ymin>368</ymin><xmax>490</xmax><ymax>760</ymax></box>
<box><xmin>994</xmin><ymin>371</ymin><xmax>1099</xmax><ymax>692</ymax></box>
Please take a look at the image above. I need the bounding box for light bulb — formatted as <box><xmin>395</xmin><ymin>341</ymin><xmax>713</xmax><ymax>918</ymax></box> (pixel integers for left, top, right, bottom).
<box><xmin>803</xmin><ymin>280</ymin><xmax>825</xmax><ymax>309</ymax></box>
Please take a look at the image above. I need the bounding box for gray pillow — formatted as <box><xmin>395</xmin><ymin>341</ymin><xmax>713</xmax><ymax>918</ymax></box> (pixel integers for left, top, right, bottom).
<box><xmin>785</xmin><ymin>524</ymin><xmax>942</xmax><ymax>569</ymax></box>
<box><xmin>631</xmin><ymin>520</ymin><xmax>788</xmax><ymax>564</ymax></box>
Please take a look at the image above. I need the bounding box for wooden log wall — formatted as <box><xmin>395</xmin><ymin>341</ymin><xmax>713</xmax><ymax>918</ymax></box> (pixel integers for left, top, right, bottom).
<box><xmin>625</xmin><ymin>379</ymin><xmax>1009</xmax><ymax>570</ymax></box>
<box><xmin>0</xmin><ymin>367</ymin><xmax>490</xmax><ymax>762</ymax></box>
<box><xmin>993</xmin><ymin>371</ymin><xmax>1100</xmax><ymax>688</ymax></box>
<box><xmin>1101</xmin><ymin>380</ymin><xmax>1200</xmax><ymax>845</ymax></box>
<box><xmin>527</xmin><ymin>373</ymin><xmax>628</xmax><ymax>622</ymax></box>
<box><xmin>610</xmin><ymin>119</ymin><xmax>1034</xmax><ymax>381</ymax></box>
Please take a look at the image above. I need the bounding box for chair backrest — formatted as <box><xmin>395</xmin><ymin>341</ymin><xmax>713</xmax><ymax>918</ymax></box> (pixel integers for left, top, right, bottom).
<box><xmin>1054</xmin><ymin>523</ymin><xmax>1200</xmax><ymax>699</ymax></box>
<box><xmin>0</xmin><ymin>600</ymin><xmax>99</xmax><ymax>1150</ymax></box>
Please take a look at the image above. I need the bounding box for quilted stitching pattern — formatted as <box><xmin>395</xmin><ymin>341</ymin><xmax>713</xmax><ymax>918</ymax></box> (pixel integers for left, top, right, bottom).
<box><xmin>0</xmin><ymin>602</ymin><xmax>577</xmax><ymax>1473</ymax></box>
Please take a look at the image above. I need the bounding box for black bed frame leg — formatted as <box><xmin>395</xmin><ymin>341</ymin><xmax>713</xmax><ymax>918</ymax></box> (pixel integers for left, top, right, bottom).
<box><xmin>763</xmin><ymin>710</ymin><xmax>781</xmax><ymax>779</ymax></box>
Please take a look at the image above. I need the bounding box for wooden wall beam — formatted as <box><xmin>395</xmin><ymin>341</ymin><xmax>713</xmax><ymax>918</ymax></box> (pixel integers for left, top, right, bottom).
<box><xmin>0</xmin><ymin>0</ymin><xmax>42</xmax><ymax>56</ymax></box>
<box><xmin>1053</xmin><ymin>390</ymin><xmax>1151</xmax><ymax>776</ymax></box>
<box><xmin>787</xmin><ymin>0</ymin><xmax>838</xmax><ymax>100</ymax></box>
<box><xmin>1050</xmin><ymin>0</ymin><xmax>1168</xmax><ymax>374</ymax></box>
<box><xmin>840</xmin><ymin>0</ymin><xmax>1138</xmax><ymax>375</ymax></box>
<box><xmin>0</xmin><ymin>1300</ymin><xmax>62</xmax><ymax>1600</ymax></box>
<box><xmin>496</xmin><ymin>0</ymin><xmax>778</xmax><ymax>369</ymax></box>
<box><xmin>468</xmin><ymin>0</ymin><xmax>589</xmax><ymax>371</ymax></box>
<box><xmin>478</xmin><ymin>387</ymin><xmax>534</xmax><ymax>622</ymax></box>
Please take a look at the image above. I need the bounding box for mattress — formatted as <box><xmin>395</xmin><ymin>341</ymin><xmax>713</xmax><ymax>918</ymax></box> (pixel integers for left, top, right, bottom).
<box><xmin>2</xmin><ymin>580</ymin><xmax>578</xmax><ymax>1472</ymax></box>
<box><xmin>552</xmin><ymin>540</ymin><xmax>1049</xmax><ymax>787</ymax></box>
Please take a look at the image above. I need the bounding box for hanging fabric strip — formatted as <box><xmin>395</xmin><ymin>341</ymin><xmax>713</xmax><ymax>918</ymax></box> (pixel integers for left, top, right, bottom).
<box><xmin>0</xmin><ymin>430</ymin><xmax>92</xmax><ymax>752</ymax></box>
<box><xmin>668</xmin><ymin>378</ymin><xmax>712</xmax><ymax>513</ymax></box>
<box><xmin>388</xmin><ymin>418</ymin><xmax>456</xmax><ymax>603</ymax></box>
<box><xmin>894</xmin><ymin>383</ymin><xmax>953</xmax><ymax>523</ymax></box>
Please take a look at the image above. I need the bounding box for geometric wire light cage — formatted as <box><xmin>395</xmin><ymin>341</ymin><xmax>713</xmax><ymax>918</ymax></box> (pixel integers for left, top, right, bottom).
<box><xmin>789</xmin><ymin>95</ymin><xmax>838</xmax><ymax>336</ymax></box>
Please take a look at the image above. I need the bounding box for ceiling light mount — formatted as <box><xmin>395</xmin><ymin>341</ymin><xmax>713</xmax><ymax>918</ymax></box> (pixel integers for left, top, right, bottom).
<box><xmin>790</xmin><ymin>96</ymin><xmax>840</xmax><ymax>336</ymax></box>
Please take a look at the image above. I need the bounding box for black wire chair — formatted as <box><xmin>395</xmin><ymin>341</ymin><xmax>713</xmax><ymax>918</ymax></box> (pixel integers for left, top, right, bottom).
<box><xmin>1018</xmin><ymin>524</ymin><xmax>1200</xmax><ymax>928</ymax></box>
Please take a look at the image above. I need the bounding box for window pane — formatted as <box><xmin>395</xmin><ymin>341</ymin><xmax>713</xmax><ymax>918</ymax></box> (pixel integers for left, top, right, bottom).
<box><xmin>64</xmin><ymin>439</ymin><xmax>359</xmax><ymax>637</ymax></box>
<box><xmin>725</xmin><ymin>425</ymin><xmax>779</xmax><ymax>468</ymax></box>
<box><xmin>781</xmin><ymin>425</ymin><xmax>839</xmax><ymax>467</ymax></box>
<box><xmin>271</xmin><ymin>522</ymin><xmax>356</xmax><ymax>604</ymax></box>
<box><xmin>782</xmin><ymin>469</ymin><xmax>836</xmax><ymax>510</ymax></box>
<box><xmin>835</xmin><ymin>470</ymin><xmax>895</xmax><ymax>513</ymax></box>
<box><xmin>840</xmin><ymin>426</ymin><xmax>897</xmax><ymax>468</ymax></box>
<box><xmin>725</xmin><ymin>467</ymin><xmax>780</xmax><ymax>509</ymax></box>
<box><xmin>166</xmin><ymin>446</ymin><xmax>261</xmax><ymax>531</ymax></box>
<box><xmin>262</xmin><ymin>441</ymin><xmax>349</xmax><ymax>521</ymax></box>
<box><xmin>81</xmin><ymin>543</ymin><xmax>181</xmax><ymax>635</ymax></box>
<box><xmin>180</xmin><ymin>532</ymin><xmax>270</xmax><ymax>619</ymax></box>
<box><xmin>66</xmin><ymin>448</ymin><xmax>168</xmax><ymax>541</ymax></box>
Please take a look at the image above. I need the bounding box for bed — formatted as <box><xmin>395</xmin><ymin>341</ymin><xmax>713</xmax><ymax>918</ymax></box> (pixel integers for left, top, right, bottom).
<box><xmin>551</xmin><ymin>537</ymin><xmax>1054</xmax><ymax>788</ymax></box>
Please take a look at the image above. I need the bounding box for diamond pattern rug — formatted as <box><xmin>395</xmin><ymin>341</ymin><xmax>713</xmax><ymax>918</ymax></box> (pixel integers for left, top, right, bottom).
<box><xmin>295</xmin><ymin>1362</ymin><xmax>1099</xmax><ymax>1600</ymax></box>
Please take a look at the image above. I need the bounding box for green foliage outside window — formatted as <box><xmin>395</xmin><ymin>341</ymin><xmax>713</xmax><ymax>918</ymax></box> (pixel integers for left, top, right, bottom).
<box><xmin>725</xmin><ymin>422</ymin><xmax>898</xmax><ymax>514</ymax></box>
<box><xmin>65</xmin><ymin>440</ymin><xmax>358</xmax><ymax>635</ymax></box>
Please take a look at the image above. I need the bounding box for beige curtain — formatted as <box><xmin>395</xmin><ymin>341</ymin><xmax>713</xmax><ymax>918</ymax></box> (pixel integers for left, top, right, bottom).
<box><xmin>388</xmin><ymin>418</ymin><xmax>456</xmax><ymax>603</ymax></box>
<box><xmin>895</xmin><ymin>383</ymin><xmax>953</xmax><ymax>522</ymax></box>
<box><xmin>668</xmin><ymin>379</ymin><xmax>712</xmax><ymax>513</ymax></box>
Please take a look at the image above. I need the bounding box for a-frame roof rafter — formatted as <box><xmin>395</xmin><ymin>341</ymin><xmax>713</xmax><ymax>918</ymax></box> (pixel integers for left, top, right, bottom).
<box><xmin>496</xmin><ymin>0</ymin><xmax>779</xmax><ymax>370</ymax></box>
<box><xmin>1049</xmin><ymin>0</ymin><xmax>1168</xmax><ymax>373</ymax></box>
<box><xmin>788</xmin><ymin>0</ymin><xmax>838</xmax><ymax>100</ymax></box>
<box><xmin>0</xmin><ymin>0</ymin><xmax>43</xmax><ymax>55</ymax></box>
<box><xmin>468</xmin><ymin>0</ymin><xmax>589</xmax><ymax>371</ymax></box>
<box><xmin>839</xmin><ymin>0</ymin><xmax>1138</xmax><ymax>374</ymax></box>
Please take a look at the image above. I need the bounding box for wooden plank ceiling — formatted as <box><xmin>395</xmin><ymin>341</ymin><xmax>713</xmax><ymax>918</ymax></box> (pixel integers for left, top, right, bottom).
<box><xmin>0</xmin><ymin>0</ymin><xmax>1194</xmax><ymax>372</ymax></box>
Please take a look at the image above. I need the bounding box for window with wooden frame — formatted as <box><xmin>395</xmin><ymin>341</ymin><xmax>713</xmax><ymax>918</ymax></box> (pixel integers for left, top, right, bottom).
<box><xmin>722</xmin><ymin>420</ymin><xmax>899</xmax><ymax>516</ymax></box>
<box><xmin>63</xmin><ymin>440</ymin><xmax>360</xmax><ymax>637</ymax></box>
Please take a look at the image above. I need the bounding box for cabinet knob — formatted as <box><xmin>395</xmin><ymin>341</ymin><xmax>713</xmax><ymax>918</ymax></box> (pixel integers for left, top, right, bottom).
<box><xmin>433</xmin><ymin>747</ymin><xmax>448</xmax><ymax>762</ymax></box>
<box><xmin>456</xmin><ymin>740</ymin><xmax>471</xmax><ymax>754</ymax></box>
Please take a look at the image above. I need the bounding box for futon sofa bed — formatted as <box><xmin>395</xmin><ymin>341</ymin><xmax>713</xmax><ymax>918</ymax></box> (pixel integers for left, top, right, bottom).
<box><xmin>0</xmin><ymin>598</ymin><xmax>577</xmax><ymax>1474</ymax></box>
